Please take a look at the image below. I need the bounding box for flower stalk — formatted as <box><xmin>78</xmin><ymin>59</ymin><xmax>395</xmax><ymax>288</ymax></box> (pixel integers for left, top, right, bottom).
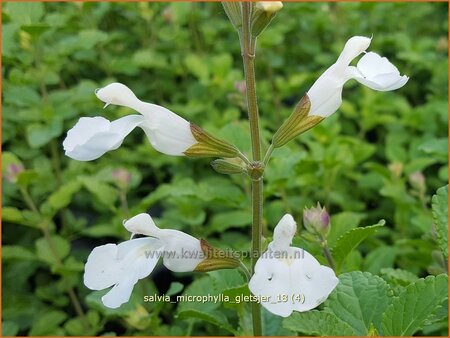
<box><xmin>241</xmin><ymin>2</ymin><xmax>263</xmax><ymax>336</ymax></box>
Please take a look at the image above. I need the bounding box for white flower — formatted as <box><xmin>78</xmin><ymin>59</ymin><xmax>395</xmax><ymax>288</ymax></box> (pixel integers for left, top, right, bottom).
<box><xmin>307</xmin><ymin>36</ymin><xmax>409</xmax><ymax>118</ymax></box>
<box><xmin>248</xmin><ymin>214</ymin><xmax>338</xmax><ymax>317</ymax></box>
<box><xmin>84</xmin><ymin>213</ymin><xmax>204</xmax><ymax>309</ymax></box>
<box><xmin>63</xmin><ymin>83</ymin><xmax>197</xmax><ymax>161</ymax></box>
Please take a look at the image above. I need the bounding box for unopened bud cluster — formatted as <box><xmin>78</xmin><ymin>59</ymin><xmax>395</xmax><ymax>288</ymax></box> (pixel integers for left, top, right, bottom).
<box><xmin>303</xmin><ymin>203</ymin><xmax>330</xmax><ymax>237</ymax></box>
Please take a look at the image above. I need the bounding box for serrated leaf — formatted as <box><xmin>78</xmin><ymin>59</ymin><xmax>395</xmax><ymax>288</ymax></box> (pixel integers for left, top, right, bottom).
<box><xmin>332</xmin><ymin>220</ymin><xmax>385</xmax><ymax>272</ymax></box>
<box><xmin>324</xmin><ymin>271</ymin><xmax>393</xmax><ymax>335</ymax></box>
<box><xmin>381</xmin><ymin>274</ymin><xmax>448</xmax><ymax>336</ymax></box>
<box><xmin>380</xmin><ymin>268</ymin><xmax>419</xmax><ymax>287</ymax></box>
<box><xmin>432</xmin><ymin>185</ymin><xmax>448</xmax><ymax>259</ymax></box>
<box><xmin>283</xmin><ymin>310</ymin><xmax>355</xmax><ymax>336</ymax></box>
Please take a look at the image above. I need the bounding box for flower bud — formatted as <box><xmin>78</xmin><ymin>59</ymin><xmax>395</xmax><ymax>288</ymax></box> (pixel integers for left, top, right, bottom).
<box><xmin>194</xmin><ymin>239</ymin><xmax>240</xmax><ymax>272</ymax></box>
<box><xmin>303</xmin><ymin>203</ymin><xmax>330</xmax><ymax>237</ymax></box>
<box><xmin>408</xmin><ymin>171</ymin><xmax>426</xmax><ymax>194</ymax></box>
<box><xmin>184</xmin><ymin>123</ymin><xmax>240</xmax><ymax>158</ymax></box>
<box><xmin>112</xmin><ymin>168</ymin><xmax>132</xmax><ymax>190</ymax></box>
<box><xmin>388</xmin><ymin>162</ymin><xmax>403</xmax><ymax>178</ymax></box>
<box><xmin>211</xmin><ymin>158</ymin><xmax>246</xmax><ymax>175</ymax></box>
<box><xmin>251</xmin><ymin>1</ymin><xmax>283</xmax><ymax>37</ymax></box>
<box><xmin>5</xmin><ymin>163</ymin><xmax>24</xmax><ymax>183</ymax></box>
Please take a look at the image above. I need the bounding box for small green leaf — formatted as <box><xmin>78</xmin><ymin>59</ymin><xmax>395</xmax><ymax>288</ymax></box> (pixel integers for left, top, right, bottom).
<box><xmin>2</xmin><ymin>207</ymin><xmax>40</xmax><ymax>228</ymax></box>
<box><xmin>35</xmin><ymin>235</ymin><xmax>70</xmax><ymax>266</ymax></box>
<box><xmin>16</xmin><ymin>170</ymin><xmax>39</xmax><ymax>187</ymax></box>
<box><xmin>332</xmin><ymin>220</ymin><xmax>385</xmax><ymax>272</ymax></box>
<box><xmin>29</xmin><ymin>310</ymin><xmax>67</xmax><ymax>336</ymax></box>
<box><xmin>3</xmin><ymin>245</ymin><xmax>38</xmax><ymax>261</ymax></box>
<box><xmin>177</xmin><ymin>310</ymin><xmax>237</xmax><ymax>335</ymax></box>
<box><xmin>327</xmin><ymin>211</ymin><xmax>366</xmax><ymax>247</ymax></box>
<box><xmin>432</xmin><ymin>185</ymin><xmax>448</xmax><ymax>259</ymax></box>
<box><xmin>324</xmin><ymin>271</ymin><xmax>393</xmax><ymax>335</ymax></box>
<box><xmin>40</xmin><ymin>181</ymin><xmax>82</xmax><ymax>217</ymax></box>
<box><xmin>80</xmin><ymin>177</ymin><xmax>118</xmax><ymax>210</ymax></box>
<box><xmin>26</xmin><ymin>119</ymin><xmax>63</xmax><ymax>148</ymax></box>
<box><xmin>381</xmin><ymin>274</ymin><xmax>448</xmax><ymax>336</ymax></box>
<box><xmin>2</xmin><ymin>321</ymin><xmax>19</xmax><ymax>336</ymax></box>
<box><xmin>166</xmin><ymin>282</ymin><xmax>184</xmax><ymax>296</ymax></box>
<box><xmin>283</xmin><ymin>310</ymin><xmax>355</xmax><ymax>336</ymax></box>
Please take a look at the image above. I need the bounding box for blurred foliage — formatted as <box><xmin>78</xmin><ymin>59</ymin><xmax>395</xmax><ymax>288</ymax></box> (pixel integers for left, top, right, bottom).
<box><xmin>1</xmin><ymin>1</ymin><xmax>448</xmax><ymax>336</ymax></box>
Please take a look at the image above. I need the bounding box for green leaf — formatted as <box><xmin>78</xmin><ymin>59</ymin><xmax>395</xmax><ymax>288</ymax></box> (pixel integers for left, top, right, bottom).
<box><xmin>324</xmin><ymin>271</ymin><xmax>393</xmax><ymax>335</ymax></box>
<box><xmin>26</xmin><ymin>119</ymin><xmax>63</xmax><ymax>148</ymax></box>
<box><xmin>35</xmin><ymin>235</ymin><xmax>70</xmax><ymax>266</ymax></box>
<box><xmin>184</xmin><ymin>54</ymin><xmax>209</xmax><ymax>82</ymax></box>
<box><xmin>166</xmin><ymin>282</ymin><xmax>184</xmax><ymax>296</ymax></box>
<box><xmin>208</xmin><ymin>210</ymin><xmax>250</xmax><ymax>234</ymax></box>
<box><xmin>16</xmin><ymin>170</ymin><xmax>39</xmax><ymax>187</ymax></box>
<box><xmin>177</xmin><ymin>310</ymin><xmax>237</xmax><ymax>335</ymax></box>
<box><xmin>2</xmin><ymin>207</ymin><xmax>40</xmax><ymax>228</ymax></box>
<box><xmin>327</xmin><ymin>211</ymin><xmax>366</xmax><ymax>247</ymax></box>
<box><xmin>332</xmin><ymin>220</ymin><xmax>385</xmax><ymax>272</ymax></box>
<box><xmin>432</xmin><ymin>185</ymin><xmax>448</xmax><ymax>259</ymax></box>
<box><xmin>2</xmin><ymin>321</ymin><xmax>19</xmax><ymax>336</ymax></box>
<box><xmin>80</xmin><ymin>177</ymin><xmax>118</xmax><ymax>210</ymax></box>
<box><xmin>381</xmin><ymin>274</ymin><xmax>449</xmax><ymax>336</ymax></box>
<box><xmin>29</xmin><ymin>310</ymin><xmax>67</xmax><ymax>336</ymax></box>
<box><xmin>363</xmin><ymin>246</ymin><xmax>397</xmax><ymax>274</ymax></box>
<box><xmin>283</xmin><ymin>310</ymin><xmax>355</xmax><ymax>336</ymax></box>
<box><xmin>4</xmin><ymin>2</ymin><xmax>44</xmax><ymax>25</ymax></box>
<box><xmin>3</xmin><ymin>245</ymin><xmax>38</xmax><ymax>261</ymax></box>
<box><xmin>40</xmin><ymin>181</ymin><xmax>82</xmax><ymax>217</ymax></box>
<box><xmin>380</xmin><ymin>268</ymin><xmax>419</xmax><ymax>287</ymax></box>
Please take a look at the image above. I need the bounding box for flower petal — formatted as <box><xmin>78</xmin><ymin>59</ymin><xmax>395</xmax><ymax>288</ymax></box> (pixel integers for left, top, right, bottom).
<box><xmin>84</xmin><ymin>238</ymin><xmax>163</xmax><ymax>291</ymax></box>
<box><xmin>63</xmin><ymin>115</ymin><xmax>144</xmax><ymax>161</ymax></box>
<box><xmin>270</xmin><ymin>214</ymin><xmax>296</xmax><ymax>251</ymax></box>
<box><xmin>289</xmin><ymin>248</ymin><xmax>339</xmax><ymax>312</ymax></box>
<box><xmin>159</xmin><ymin>229</ymin><xmax>204</xmax><ymax>272</ymax></box>
<box><xmin>139</xmin><ymin>104</ymin><xmax>197</xmax><ymax>156</ymax></box>
<box><xmin>101</xmin><ymin>274</ymin><xmax>137</xmax><ymax>309</ymax></box>
<box><xmin>96</xmin><ymin>82</ymin><xmax>197</xmax><ymax>156</ymax></box>
<box><xmin>336</xmin><ymin>36</ymin><xmax>372</xmax><ymax>66</ymax></box>
<box><xmin>307</xmin><ymin>67</ymin><xmax>345</xmax><ymax>118</ymax></box>
<box><xmin>249</xmin><ymin>246</ymin><xmax>339</xmax><ymax>317</ymax></box>
<box><xmin>354</xmin><ymin>52</ymin><xmax>409</xmax><ymax>91</ymax></box>
<box><xmin>249</xmin><ymin>250</ymin><xmax>294</xmax><ymax>317</ymax></box>
<box><xmin>123</xmin><ymin>213</ymin><xmax>161</xmax><ymax>237</ymax></box>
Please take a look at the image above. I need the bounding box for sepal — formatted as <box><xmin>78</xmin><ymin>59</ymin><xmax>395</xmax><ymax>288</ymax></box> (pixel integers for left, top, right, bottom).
<box><xmin>184</xmin><ymin>123</ymin><xmax>240</xmax><ymax>158</ymax></box>
<box><xmin>194</xmin><ymin>239</ymin><xmax>240</xmax><ymax>272</ymax></box>
<box><xmin>272</xmin><ymin>94</ymin><xmax>323</xmax><ymax>148</ymax></box>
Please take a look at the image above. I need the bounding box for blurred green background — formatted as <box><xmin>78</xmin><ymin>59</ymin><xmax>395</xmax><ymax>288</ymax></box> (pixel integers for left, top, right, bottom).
<box><xmin>2</xmin><ymin>1</ymin><xmax>448</xmax><ymax>336</ymax></box>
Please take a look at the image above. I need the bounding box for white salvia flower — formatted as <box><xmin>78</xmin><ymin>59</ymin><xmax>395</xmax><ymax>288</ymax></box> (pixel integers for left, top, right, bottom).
<box><xmin>63</xmin><ymin>83</ymin><xmax>197</xmax><ymax>161</ymax></box>
<box><xmin>84</xmin><ymin>213</ymin><xmax>204</xmax><ymax>309</ymax></box>
<box><xmin>248</xmin><ymin>214</ymin><xmax>338</xmax><ymax>317</ymax></box>
<box><xmin>307</xmin><ymin>36</ymin><xmax>409</xmax><ymax>118</ymax></box>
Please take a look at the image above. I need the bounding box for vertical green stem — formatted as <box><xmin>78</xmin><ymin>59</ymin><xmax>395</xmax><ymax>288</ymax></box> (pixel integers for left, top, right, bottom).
<box><xmin>241</xmin><ymin>2</ymin><xmax>263</xmax><ymax>336</ymax></box>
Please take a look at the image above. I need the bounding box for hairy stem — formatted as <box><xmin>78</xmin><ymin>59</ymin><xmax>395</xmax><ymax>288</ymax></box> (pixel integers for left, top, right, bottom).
<box><xmin>241</xmin><ymin>2</ymin><xmax>263</xmax><ymax>336</ymax></box>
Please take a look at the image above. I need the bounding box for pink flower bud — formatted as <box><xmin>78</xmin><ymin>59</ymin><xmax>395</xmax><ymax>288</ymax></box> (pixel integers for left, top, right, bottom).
<box><xmin>5</xmin><ymin>163</ymin><xmax>24</xmax><ymax>183</ymax></box>
<box><xmin>112</xmin><ymin>168</ymin><xmax>131</xmax><ymax>189</ymax></box>
<box><xmin>303</xmin><ymin>203</ymin><xmax>330</xmax><ymax>237</ymax></box>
